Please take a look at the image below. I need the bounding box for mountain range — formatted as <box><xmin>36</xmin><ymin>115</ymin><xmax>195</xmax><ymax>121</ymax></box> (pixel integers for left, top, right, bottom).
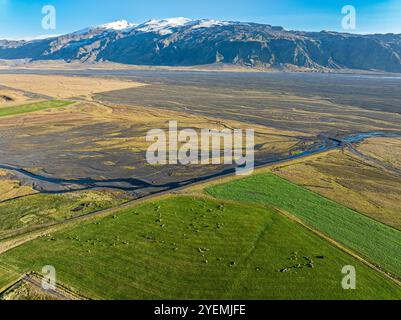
<box><xmin>1</xmin><ymin>17</ymin><xmax>401</xmax><ymax>72</ymax></box>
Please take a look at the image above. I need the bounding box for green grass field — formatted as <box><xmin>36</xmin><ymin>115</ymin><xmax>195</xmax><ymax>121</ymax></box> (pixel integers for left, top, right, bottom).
<box><xmin>0</xmin><ymin>191</ymin><xmax>130</xmax><ymax>239</ymax></box>
<box><xmin>1</xmin><ymin>196</ymin><xmax>400</xmax><ymax>299</ymax></box>
<box><xmin>0</xmin><ymin>100</ymin><xmax>74</xmax><ymax>117</ymax></box>
<box><xmin>0</xmin><ymin>267</ymin><xmax>19</xmax><ymax>292</ymax></box>
<box><xmin>207</xmin><ymin>173</ymin><xmax>401</xmax><ymax>279</ymax></box>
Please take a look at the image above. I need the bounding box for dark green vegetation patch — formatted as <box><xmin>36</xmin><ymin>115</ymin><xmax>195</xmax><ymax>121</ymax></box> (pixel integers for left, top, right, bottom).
<box><xmin>0</xmin><ymin>100</ymin><xmax>74</xmax><ymax>118</ymax></box>
<box><xmin>0</xmin><ymin>191</ymin><xmax>130</xmax><ymax>240</ymax></box>
<box><xmin>1</xmin><ymin>196</ymin><xmax>400</xmax><ymax>299</ymax></box>
<box><xmin>207</xmin><ymin>173</ymin><xmax>401</xmax><ymax>279</ymax></box>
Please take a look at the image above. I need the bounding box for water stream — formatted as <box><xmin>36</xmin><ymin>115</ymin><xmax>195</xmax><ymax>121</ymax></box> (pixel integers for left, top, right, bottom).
<box><xmin>0</xmin><ymin>131</ymin><xmax>400</xmax><ymax>196</ymax></box>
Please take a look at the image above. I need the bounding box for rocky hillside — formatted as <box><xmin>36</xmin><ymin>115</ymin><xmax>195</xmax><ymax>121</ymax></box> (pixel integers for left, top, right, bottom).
<box><xmin>1</xmin><ymin>17</ymin><xmax>401</xmax><ymax>72</ymax></box>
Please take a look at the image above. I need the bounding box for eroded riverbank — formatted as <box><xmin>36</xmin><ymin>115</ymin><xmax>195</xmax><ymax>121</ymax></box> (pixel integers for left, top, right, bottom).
<box><xmin>1</xmin><ymin>131</ymin><xmax>400</xmax><ymax>200</ymax></box>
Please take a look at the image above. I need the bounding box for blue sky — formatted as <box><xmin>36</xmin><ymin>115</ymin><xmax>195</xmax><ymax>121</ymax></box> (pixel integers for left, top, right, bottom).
<box><xmin>1</xmin><ymin>0</ymin><xmax>400</xmax><ymax>39</ymax></box>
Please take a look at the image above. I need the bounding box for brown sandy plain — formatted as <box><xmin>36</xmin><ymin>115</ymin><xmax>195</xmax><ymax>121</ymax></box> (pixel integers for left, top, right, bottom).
<box><xmin>0</xmin><ymin>74</ymin><xmax>146</xmax><ymax>99</ymax></box>
<box><xmin>273</xmin><ymin>139</ymin><xmax>401</xmax><ymax>231</ymax></box>
<box><xmin>0</xmin><ymin>89</ymin><xmax>30</xmax><ymax>106</ymax></box>
<box><xmin>356</xmin><ymin>137</ymin><xmax>401</xmax><ymax>171</ymax></box>
<box><xmin>0</xmin><ymin>73</ymin><xmax>306</xmax><ymax>190</ymax></box>
<box><xmin>0</xmin><ymin>72</ymin><xmax>313</xmax><ymax>240</ymax></box>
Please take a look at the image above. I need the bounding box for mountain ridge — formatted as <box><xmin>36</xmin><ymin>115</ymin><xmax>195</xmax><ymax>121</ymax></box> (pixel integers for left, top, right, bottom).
<box><xmin>1</xmin><ymin>17</ymin><xmax>401</xmax><ymax>72</ymax></box>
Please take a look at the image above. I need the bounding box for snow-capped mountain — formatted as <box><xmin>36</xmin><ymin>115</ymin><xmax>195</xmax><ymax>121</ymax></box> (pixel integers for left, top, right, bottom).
<box><xmin>99</xmin><ymin>20</ymin><xmax>136</xmax><ymax>31</ymax></box>
<box><xmin>1</xmin><ymin>17</ymin><xmax>401</xmax><ymax>72</ymax></box>
<box><xmin>136</xmin><ymin>18</ymin><xmax>195</xmax><ymax>35</ymax></box>
<box><xmin>134</xmin><ymin>18</ymin><xmax>232</xmax><ymax>35</ymax></box>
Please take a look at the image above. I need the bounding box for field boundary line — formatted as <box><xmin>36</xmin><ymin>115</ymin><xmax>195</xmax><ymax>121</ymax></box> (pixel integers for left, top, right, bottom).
<box><xmin>0</xmin><ymin>150</ymin><xmax>349</xmax><ymax>255</ymax></box>
<box><xmin>0</xmin><ymin>272</ymin><xmax>88</xmax><ymax>300</ymax></box>
<box><xmin>272</xmin><ymin>167</ymin><xmax>401</xmax><ymax>235</ymax></box>
<box><xmin>275</xmin><ymin>207</ymin><xmax>401</xmax><ymax>287</ymax></box>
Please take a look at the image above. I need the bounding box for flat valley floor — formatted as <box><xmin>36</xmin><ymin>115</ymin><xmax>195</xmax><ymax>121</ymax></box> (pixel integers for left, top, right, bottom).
<box><xmin>0</xmin><ymin>69</ymin><xmax>400</xmax><ymax>299</ymax></box>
